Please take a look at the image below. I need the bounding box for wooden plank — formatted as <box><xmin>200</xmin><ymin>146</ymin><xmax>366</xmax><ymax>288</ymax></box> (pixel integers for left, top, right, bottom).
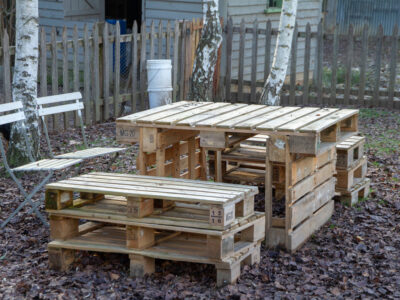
<box><xmin>38</xmin><ymin>103</ymin><xmax>84</xmax><ymax>117</ymax></box>
<box><xmin>358</xmin><ymin>24</ymin><xmax>368</xmax><ymax>106</ymax></box>
<box><xmin>188</xmin><ymin>136</ymin><xmax>196</xmax><ymax>179</ymax></box>
<box><xmin>0</xmin><ymin>111</ymin><xmax>26</xmax><ymax>126</ymax></box>
<box><xmin>150</xmin><ymin>21</ymin><xmax>155</xmax><ymax>60</ymax></box>
<box><xmin>264</xmin><ymin>20</ymin><xmax>271</xmax><ymax>83</ymax></box>
<box><xmin>155</xmin><ymin>102</ymin><xmax>227</xmax><ymax>125</ymax></box>
<box><xmin>289</xmin><ymin>23</ymin><xmax>298</xmax><ymax>106</ymax></box>
<box><xmin>258</xmin><ymin>107</ymin><xmax>320</xmax><ymax>130</ymax></box>
<box><xmin>373</xmin><ymin>25</ymin><xmax>383</xmax><ymax>107</ymax></box>
<box><xmin>179</xmin><ymin>21</ymin><xmax>186</xmax><ymax>101</ymax></box>
<box><xmin>114</xmin><ymin>21</ymin><xmax>121</xmax><ymax>118</ymax></box>
<box><xmin>172</xmin><ymin>20</ymin><xmax>179</xmax><ymax>102</ymax></box>
<box><xmin>237</xmin><ymin>107</ymin><xmax>300</xmax><ymax>130</ymax></box>
<box><xmin>103</xmin><ymin>22</ymin><xmax>110</xmax><ymax>119</ymax></box>
<box><xmin>36</xmin><ymin>92</ymin><xmax>83</xmax><ymax>105</ymax></box>
<box><xmin>83</xmin><ymin>25</ymin><xmax>91</xmax><ymax>125</ymax></box>
<box><xmin>62</xmin><ymin>26</ymin><xmax>69</xmax><ymax>129</ymax></box>
<box><xmin>299</xmin><ymin>109</ymin><xmax>358</xmax><ymax>133</ymax></box>
<box><xmin>218</xmin><ymin>106</ymin><xmax>281</xmax><ymax>129</ymax></box>
<box><xmin>0</xmin><ymin>101</ymin><xmax>23</xmax><ymax>113</ymax></box>
<box><xmin>176</xmin><ymin>103</ymin><xmax>246</xmax><ymax>126</ymax></box>
<box><xmin>316</xmin><ymin>21</ymin><xmax>323</xmax><ymax>105</ymax></box>
<box><xmin>158</xmin><ymin>20</ymin><xmax>163</xmax><ymax>59</ymax></box>
<box><xmin>198</xmin><ymin>105</ymin><xmax>265</xmax><ymax>127</ymax></box>
<box><xmin>344</xmin><ymin>24</ymin><xmax>353</xmax><ymax>106</ymax></box>
<box><xmin>303</xmin><ymin>23</ymin><xmax>311</xmax><ymax>105</ymax></box>
<box><xmin>225</xmin><ymin>18</ymin><xmax>233</xmax><ymax>103</ymax></box>
<box><xmin>2</xmin><ymin>30</ymin><xmax>11</xmax><ymax>103</ymax></box>
<box><xmin>51</xmin><ymin>27</ymin><xmax>59</xmax><ymax>131</ymax></box>
<box><xmin>140</xmin><ymin>20</ymin><xmax>147</xmax><ymax>110</ymax></box>
<box><xmin>250</xmin><ymin>20</ymin><xmax>258</xmax><ymax>103</ymax></box>
<box><xmin>238</xmin><ymin>19</ymin><xmax>245</xmax><ymax>103</ymax></box>
<box><xmin>40</xmin><ymin>28</ymin><xmax>48</xmax><ymax>98</ymax></box>
<box><xmin>131</xmin><ymin>21</ymin><xmax>139</xmax><ymax>113</ymax></box>
<box><xmin>166</xmin><ymin>21</ymin><xmax>171</xmax><ymax>59</ymax></box>
<box><xmin>92</xmin><ymin>23</ymin><xmax>100</xmax><ymax>123</ymax></box>
<box><xmin>136</xmin><ymin>102</ymin><xmax>210</xmax><ymax>124</ymax></box>
<box><xmin>388</xmin><ymin>24</ymin><xmax>398</xmax><ymax>108</ymax></box>
<box><xmin>330</xmin><ymin>24</ymin><xmax>338</xmax><ymax>105</ymax></box>
<box><xmin>73</xmin><ymin>25</ymin><xmax>80</xmax><ymax>126</ymax></box>
<box><xmin>277</xmin><ymin>108</ymin><xmax>338</xmax><ymax>132</ymax></box>
<box><xmin>265</xmin><ymin>138</ymin><xmax>272</xmax><ymax>245</ymax></box>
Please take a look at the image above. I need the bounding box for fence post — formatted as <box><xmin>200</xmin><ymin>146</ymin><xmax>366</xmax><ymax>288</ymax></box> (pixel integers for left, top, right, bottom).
<box><xmin>373</xmin><ymin>25</ymin><xmax>383</xmax><ymax>107</ymax></box>
<box><xmin>39</xmin><ymin>28</ymin><xmax>47</xmax><ymax>98</ymax></box>
<box><xmin>158</xmin><ymin>20</ymin><xmax>163</xmax><ymax>59</ymax></box>
<box><xmin>179</xmin><ymin>21</ymin><xmax>186</xmax><ymax>101</ymax></box>
<box><xmin>92</xmin><ymin>23</ymin><xmax>101</xmax><ymax>123</ymax></box>
<box><xmin>358</xmin><ymin>24</ymin><xmax>368</xmax><ymax>106</ymax></box>
<box><xmin>62</xmin><ymin>26</ymin><xmax>69</xmax><ymax>129</ymax></box>
<box><xmin>51</xmin><ymin>27</ymin><xmax>59</xmax><ymax>131</ymax></box>
<box><xmin>150</xmin><ymin>20</ymin><xmax>155</xmax><ymax>60</ymax></box>
<box><xmin>166</xmin><ymin>20</ymin><xmax>171</xmax><ymax>59</ymax></box>
<box><xmin>250</xmin><ymin>19</ymin><xmax>258</xmax><ymax>104</ymax></box>
<box><xmin>114</xmin><ymin>21</ymin><xmax>121</xmax><ymax>117</ymax></box>
<box><xmin>303</xmin><ymin>23</ymin><xmax>311</xmax><ymax>105</ymax></box>
<box><xmin>2</xmin><ymin>30</ymin><xmax>11</xmax><ymax>103</ymax></box>
<box><xmin>73</xmin><ymin>25</ymin><xmax>80</xmax><ymax>126</ymax></box>
<box><xmin>264</xmin><ymin>20</ymin><xmax>271</xmax><ymax>83</ymax></box>
<box><xmin>225</xmin><ymin>18</ymin><xmax>233</xmax><ymax>103</ymax></box>
<box><xmin>238</xmin><ymin>18</ymin><xmax>245</xmax><ymax>103</ymax></box>
<box><xmin>131</xmin><ymin>21</ymin><xmax>138</xmax><ymax>113</ymax></box>
<box><xmin>388</xmin><ymin>24</ymin><xmax>398</xmax><ymax>108</ymax></box>
<box><xmin>103</xmin><ymin>22</ymin><xmax>110</xmax><ymax>119</ymax></box>
<box><xmin>83</xmin><ymin>24</ymin><xmax>91</xmax><ymax>125</ymax></box>
<box><xmin>289</xmin><ymin>23</ymin><xmax>298</xmax><ymax>106</ymax></box>
<box><xmin>316</xmin><ymin>21</ymin><xmax>323</xmax><ymax>105</ymax></box>
<box><xmin>330</xmin><ymin>24</ymin><xmax>338</xmax><ymax>105</ymax></box>
<box><xmin>344</xmin><ymin>24</ymin><xmax>353</xmax><ymax>106</ymax></box>
<box><xmin>140</xmin><ymin>20</ymin><xmax>147</xmax><ymax>110</ymax></box>
<box><xmin>173</xmin><ymin>20</ymin><xmax>179</xmax><ymax>102</ymax></box>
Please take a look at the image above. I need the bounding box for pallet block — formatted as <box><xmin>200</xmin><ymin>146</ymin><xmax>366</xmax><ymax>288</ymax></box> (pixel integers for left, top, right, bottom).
<box><xmin>336</xmin><ymin>135</ymin><xmax>365</xmax><ymax>169</ymax></box>
<box><xmin>336</xmin><ymin>178</ymin><xmax>371</xmax><ymax>206</ymax></box>
<box><xmin>335</xmin><ymin>156</ymin><xmax>367</xmax><ymax>190</ymax></box>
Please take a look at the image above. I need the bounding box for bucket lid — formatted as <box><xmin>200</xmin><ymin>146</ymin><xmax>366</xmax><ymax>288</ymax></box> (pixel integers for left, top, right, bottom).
<box><xmin>147</xmin><ymin>87</ymin><xmax>173</xmax><ymax>92</ymax></box>
<box><xmin>147</xmin><ymin>59</ymin><xmax>172</xmax><ymax>66</ymax></box>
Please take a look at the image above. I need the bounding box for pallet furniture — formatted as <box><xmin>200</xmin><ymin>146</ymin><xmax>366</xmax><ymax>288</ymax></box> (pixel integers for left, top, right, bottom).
<box><xmin>116</xmin><ymin>102</ymin><xmax>359</xmax><ymax>252</ymax></box>
<box><xmin>335</xmin><ymin>135</ymin><xmax>370</xmax><ymax>206</ymax></box>
<box><xmin>45</xmin><ymin>173</ymin><xmax>264</xmax><ymax>286</ymax></box>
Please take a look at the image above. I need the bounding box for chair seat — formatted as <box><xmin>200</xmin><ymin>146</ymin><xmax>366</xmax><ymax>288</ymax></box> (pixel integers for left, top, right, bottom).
<box><xmin>54</xmin><ymin>147</ymin><xmax>126</xmax><ymax>159</ymax></box>
<box><xmin>12</xmin><ymin>158</ymin><xmax>83</xmax><ymax>172</ymax></box>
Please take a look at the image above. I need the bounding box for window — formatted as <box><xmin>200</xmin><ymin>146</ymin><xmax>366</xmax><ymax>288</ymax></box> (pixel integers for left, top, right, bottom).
<box><xmin>265</xmin><ymin>0</ymin><xmax>282</xmax><ymax>14</ymax></box>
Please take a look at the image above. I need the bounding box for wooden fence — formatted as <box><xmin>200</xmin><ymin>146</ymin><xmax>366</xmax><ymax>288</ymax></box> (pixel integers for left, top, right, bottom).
<box><xmin>0</xmin><ymin>19</ymin><xmax>203</xmax><ymax>131</ymax></box>
<box><xmin>0</xmin><ymin>18</ymin><xmax>399</xmax><ymax>132</ymax></box>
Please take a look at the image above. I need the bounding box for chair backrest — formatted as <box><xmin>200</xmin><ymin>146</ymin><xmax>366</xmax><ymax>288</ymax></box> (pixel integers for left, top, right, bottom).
<box><xmin>0</xmin><ymin>101</ymin><xmax>34</xmax><ymax>168</ymax></box>
<box><xmin>36</xmin><ymin>92</ymin><xmax>88</xmax><ymax>157</ymax></box>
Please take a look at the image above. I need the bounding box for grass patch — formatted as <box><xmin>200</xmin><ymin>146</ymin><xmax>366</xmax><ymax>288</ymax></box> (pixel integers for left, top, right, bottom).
<box><xmin>322</xmin><ymin>66</ymin><xmax>361</xmax><ymax>87</ymax></box>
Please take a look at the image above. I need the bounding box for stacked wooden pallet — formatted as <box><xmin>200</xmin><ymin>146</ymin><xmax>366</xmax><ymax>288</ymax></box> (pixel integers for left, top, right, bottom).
<box><xmin>335</xmin><ymin>135</ymin><xmax>370</xmax><ymax>206</ymax></box>
<box><xmin>45</xmin><ymin>173</ymin><xmax>265</xmax><ymax>286</ymax></box>
<box><xmin>209</xmin><ymin>134</ymin><xmax>337</xmax><ymax>252</ymax></box>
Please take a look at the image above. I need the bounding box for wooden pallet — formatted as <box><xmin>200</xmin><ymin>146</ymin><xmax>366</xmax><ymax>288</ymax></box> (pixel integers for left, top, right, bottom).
<box><xmin>45</xmin><ymin>173</ymin><xmax>258</xmax><ymax>229</ymax></box>
<box><xmin>335</xmin><ymin>156</ymin><xmax>367</xmax><ymax>190</ymax></box>
<box><xmin>336</xmin><ymin>178</ymin><xmax>371</xmax><ymax>206</ymax></box>
<box><xmin>336</xmin><ymin>135</ymin><xmax>365</xmax><ymax>169</ymax></box>
<box><xmin>117</xmin><ymin>102</ymin><xmax>359</xmax><ymax>155</ymax></box>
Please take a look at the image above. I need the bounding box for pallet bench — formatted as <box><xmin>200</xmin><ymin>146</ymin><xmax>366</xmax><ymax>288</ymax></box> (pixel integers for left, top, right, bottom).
<box><xmin>46</xmin><ymin>173</ymin><xmax>264</xmax><ymax>286</ymax></box>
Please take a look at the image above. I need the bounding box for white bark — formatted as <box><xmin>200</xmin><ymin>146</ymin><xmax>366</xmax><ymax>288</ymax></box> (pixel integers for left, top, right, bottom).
<box><xmin>190</xmin><ymin>0</ymin><xmax>222</xmax><ymax>102</ymax></box>
<box><xmin>260</xmin><ymin>0</ymin><xmax>298</xmax><ymax>105</ymax></box>
<box><xmin>8</xmin><ymin>0</ymin><xmax>40</xmax><ymax>164</ymax></box>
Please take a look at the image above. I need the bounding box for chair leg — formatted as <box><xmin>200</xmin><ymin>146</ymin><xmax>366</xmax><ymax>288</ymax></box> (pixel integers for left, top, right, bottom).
<box><xmin>1</xmin><ymin>171</ymin><xmax>53</xmax><ymax>228</ymax></box>
<box><xmin>105</xmin><ymin>152</ymin><xmax>120</xmax><ymax>171</ymax></box>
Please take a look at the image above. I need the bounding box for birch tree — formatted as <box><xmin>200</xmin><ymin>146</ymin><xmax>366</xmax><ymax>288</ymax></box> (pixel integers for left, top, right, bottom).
<box><xmin>259</xmin><ymin>0</ymin><xmax>298</xmax><ymax>105</ymax></box>
<box><xmin>190</xmin><ymin>0</ymin><xmax>222</xmax><ymax>102</ymax></box>
<box><xmin>7</xmin><ymin>0</ymin><xmax>40</xmax><ymax>165</ymax></box>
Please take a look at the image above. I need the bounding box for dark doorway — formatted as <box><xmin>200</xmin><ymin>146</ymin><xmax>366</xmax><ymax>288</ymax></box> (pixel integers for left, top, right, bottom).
<box><xmin>105</xmin><ymin>0</ymin><xmax>142</xmax><ymax>30</ymax></box>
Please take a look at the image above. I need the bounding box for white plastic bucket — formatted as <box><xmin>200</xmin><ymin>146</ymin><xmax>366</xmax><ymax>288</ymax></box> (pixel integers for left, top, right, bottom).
<box><xmin>147</xmin><ymin>59</ymin><xmax>173</xmax><ymax>108</ymax></box>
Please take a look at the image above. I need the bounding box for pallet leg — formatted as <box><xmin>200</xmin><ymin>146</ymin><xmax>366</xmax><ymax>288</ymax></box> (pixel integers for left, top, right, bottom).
<box><xmin>129</xmin><ymin>254</ymin><xmax>155</xmax><ymax>277</ymax></box>
<box><xmin>49</xmin><ymin>216</ymin><xmax>79</xmax><ymax>240</ymax></box>
<box><xmin>126</xmin><ymin>226</ymin><xmax>155</xmax><ymax>249</ymax></box>
<box><xmin>188</xmin><ymin>136</ymin><xmax>196</xmax><ymax>179</ymax></box>
<box><xmin>243</xmin><ymin>245</ymin><xmax>261</xmax><ymax>266</ymax></box>
<box><xmin>265</xmin><ymin>138</ymin><xmax>273</xmax><ymax>245</ymax></box>
<box><xmin>207</xmin><ymin>235</ymin><xmax>234</xmax><ymax>259</ymax></box>
<box><xmin>216</xmin><ymin>262</ymin><xmax>241</xmax><ymax>287</ymax></box>
<box><xmin>215</xmin><ymin>150</ymin><xmax>223</xmax><ymax>182</ymax></box>
<box><xmin>200</xmin><ymin>147</ymin><xmax>207</xmax><ymax>180</ymax></box>
<box><xmin>138</xmin><ymin>128</ymin><xmax>147</xmax><ymax>175</ymax></box>
<box><xmin>48</xmin><ymin>247</ymin><xmax>75</xmax><ymax>271</ymax></box>
<box><xmin>171</xmin><ymin>142</ymin><xmax>180</xmax><ymax>178</ymax></box>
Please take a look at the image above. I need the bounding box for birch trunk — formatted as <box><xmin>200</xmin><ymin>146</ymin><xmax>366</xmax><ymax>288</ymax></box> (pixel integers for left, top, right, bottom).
<box><xmin>260</xmin><ymin>0</ymin><xmax>298</xmax><ymax>105</ymax></box>
<box><xmin>7</xmin><ymin>0</ymin><xmax>40</xmax><ymax>165</ymax></box>
<box><xmin>190</xmin><ymin>0</ymin><xmax>222</xmax><ymax>102</ymax></box>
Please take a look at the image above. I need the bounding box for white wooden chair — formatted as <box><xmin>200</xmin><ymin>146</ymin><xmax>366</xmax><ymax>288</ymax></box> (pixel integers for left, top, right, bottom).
<box><xmin>0</xmin><ymin>101</ymin><xmax>82</xmax><ymax>228</ymax></box>
<box><xmin>36</xmin><ymin>92</ymin><xmax>127</xmax><ymax>162</ymax></box>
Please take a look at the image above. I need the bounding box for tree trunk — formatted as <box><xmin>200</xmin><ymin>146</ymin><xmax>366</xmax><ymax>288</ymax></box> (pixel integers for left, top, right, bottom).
<box><xmin>260</xmin><ymin>0</ymin><xmax>298</xmax><ymax>105</ymax></box>
<box><xmin>7</xmin><ymin>0</ymin><xmax>40</xmax><ymax>166</ymax></box>
<box><xmin>190</xmin><ymin>0</ymin><xmax>222</xmax><ymax>102</ymax></box>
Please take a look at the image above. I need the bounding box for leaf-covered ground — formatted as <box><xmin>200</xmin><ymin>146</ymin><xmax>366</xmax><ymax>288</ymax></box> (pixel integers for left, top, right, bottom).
<box><xmin>0</xmin><ymin>108</ymin><xmax>399</xmax><ymax>299</ymax></box>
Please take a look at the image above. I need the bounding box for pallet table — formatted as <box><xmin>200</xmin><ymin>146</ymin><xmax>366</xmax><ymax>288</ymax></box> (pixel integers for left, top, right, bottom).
<box><xmin>45</xmin><ymin>173</ymin><xmax>264</xmax><ymax>286</ymax></box>
<box><xmin>116</xmin><ymin>102</ymin><xmax>359</xmax><ymax>252</ymax></box>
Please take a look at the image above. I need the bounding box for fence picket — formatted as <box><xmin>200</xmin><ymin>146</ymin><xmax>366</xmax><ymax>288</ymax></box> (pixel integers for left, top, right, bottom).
<box><xmin>344</xmin><ymin>24</ymin><xmax>353</xmax><ymax>105</ymax></box>
<box><xmin>62</xmin><ymin>26</ymin><xmax>69</xmax><ymax>129</ymax></box>
<box><xmin>114</xmin><ymin>21</ymin><xmax>121</xmax><ymax>117</ymax></box>
<box><xmin>373</xmin><ymin>25</ymin><xmax>383</xmax><ymax>107</ymax></box>
<box><xmin>39</xmin><ymin>28</ymin><xmax>47</xmax><ymax>98</ymax></box>
<box><xmin>303</xmin><ymin>23</ymin><xmax>311</xmax><ymax>105</ymax></box>
<box><xmin>388</xmin><ymin>24</ymin><xmax>398</xmax><ymax>108</ymax></box>
<box><xmin>289</xmin><ymin>23</ymin><xmax>298</xmax><ymax>105</ymax></box>
<box><xmin>140</xmin><ymin>20</ymin><xmax>147</xmax><ymax>110</ymax></box>
<box><xmin>2</xmin><ymin>30</ymin><xmax>11</xmax><ymax>103</ymax></box>
<box><xmin>83</xmin><ymin>24</ymin><xmax>91</xmax><ymax>125</ymax></box>
<box><xmin>166</xmin><ymin>20</ymin><xmax>171</xmax><ymax>59</ymax></box>
<box><xmin>73</xmin><ymin>25</ymin><xmax>79</xmax><ymax>126</ymax></box>
<box><xmin>179</xmin><ymin>21</ymin><xmax>186</xmax><ymax>101</ymax></box>
<box><xmin>103</xmin><ymin>22</ymin><xmax>110</xmax><ymax>119</ymax></box>
<box><xmin>51</xmin><ymin>27</ymin><xmax>59</xmax><ymax>131</ymax></box>
<box><xmin>92</xmin><ymin>23</ymin><xmax>100</xmax><ymax>123</ymax></box>
<box><xmin>250</xmin><ymin>20</ymin><xmax>258</xmax><ymax>103</ymax></box>
<box><xmin>358</xmin><ymin>24</ymin><xmax>368</xmax><ymax>106</ymax></box>
<box><xmin>264</xmin><ymin>20</ymin><xmax>271</xmax><ymax>83</ymax></box>
<box><xmin>172</xmin><ymin>20</ymin><xmax>179</xmax><ymax>102</ymax></box>
<box><xmin>238</xmin><ymin>18</ymin><xmax>245</xmax><ymax>103</ymax></box>
<box><xmin>150</xmin><ymin>21</ymin><xmax>155</xmax><ymax>60</ymax></box>
<box><xmin>330</xmin><ymin>25</ymin><xmax>338</xmax><ymax>105</ymax></box>
<box><xmin>158</xmin><ymin>20</ymin><xmax>163</xmax><ymax>59</ymax></box>
<box><xmin>316</xmin><ymin>21</ymin><xmax>323</xmax><ymax>105</ymax></box>
<box><xmin>131</xmin><ymin>21</ymin><xmax>138</xmax><ymax>113</ymax></box>
<box><xmin>225</xmin><ymin>18</ymin><xmax>233</xmax><ymax>103</ymax></box>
